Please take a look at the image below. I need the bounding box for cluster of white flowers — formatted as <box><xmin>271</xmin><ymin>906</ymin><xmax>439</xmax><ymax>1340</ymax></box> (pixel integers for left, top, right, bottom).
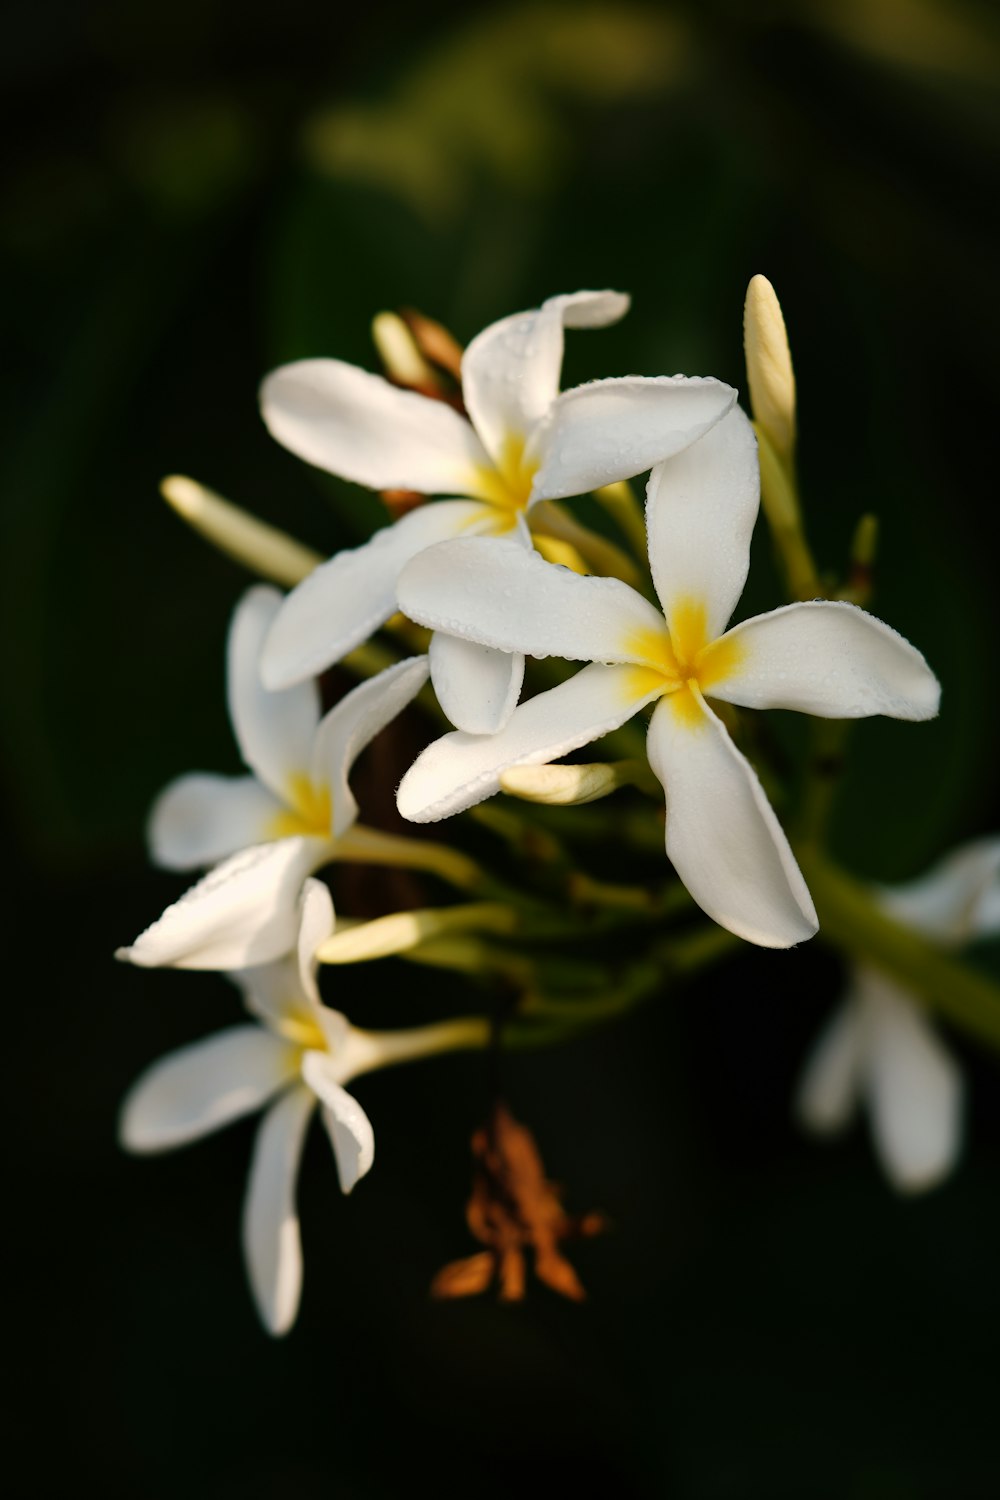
<box><xmin>121</xmin><ymin>285</ymin><xmax>997</xmax><ymax>1334</ymax></box>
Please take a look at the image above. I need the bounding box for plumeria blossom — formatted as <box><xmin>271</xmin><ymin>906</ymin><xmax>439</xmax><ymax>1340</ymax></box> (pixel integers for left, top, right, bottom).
<box><xmin>120</xmin><ymin>879</ymin><xmax>485</xmax><ymax>1334</ymax></box>
<box><xmin>258</xmin><ymin>289</ymin><xmax>739</xmax><ymax>734</ymax></box>
<box><xmin>120</xmin><ymin>584</ymin><xmax>428</xmax><ymax>970</ymax></box>
<box><xmin>395</xmin><ymin>409</ymin><xmax>940</xmax><ymax>948</ymax></box>
<box><xmin>796</xmin><ymin>838</ymin><xmax>1000</xmax><ymax>1192</ymax></box>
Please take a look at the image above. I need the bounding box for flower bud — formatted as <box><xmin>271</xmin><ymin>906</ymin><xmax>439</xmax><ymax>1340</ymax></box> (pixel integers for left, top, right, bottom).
<box><xmin>743</xmin><ymin>274</ymin><xmax>797</xmax><ymax>461</ymax></box>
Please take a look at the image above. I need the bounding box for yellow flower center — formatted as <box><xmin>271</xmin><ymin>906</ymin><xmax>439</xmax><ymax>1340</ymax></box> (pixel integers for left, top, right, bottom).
<box><xmin>268</xmin><ymin>773</ymin><xmax>333</xmax><ymax>840</ymax></box>
<box><xmin>471</xmin><ymin>433</ymin><xmax>539</xmax><ymax>526</ymax></box>
<box><xmin>622</xmin><ymin>597</ymin><xmax>745</xmax><ymax>726</ymax></box>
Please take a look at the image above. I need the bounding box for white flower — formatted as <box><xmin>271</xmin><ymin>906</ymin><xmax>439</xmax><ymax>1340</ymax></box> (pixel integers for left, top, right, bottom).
<box><xmin>119</xmin><ymin>584</ymin><xmax>428</xmax><ymax>969</ymax></box>
<box><xmin>394</xmin><ymin>409</ymin><xmax>940</xmax><ymax>948</ymax></box>
<box><xmin>796</xmin><ymin>838</ymin><xmax>1000</xmax><ymax>1192</ymax></box>
<box><xmin>258</xmin><ymin>290</ymin><xmax>738</xmax><ymax>733</ymax></box>
<box><xmin>120</xmin><ymin>880</ymin><xmax>485</xmax><ymax>1334</ymax></box>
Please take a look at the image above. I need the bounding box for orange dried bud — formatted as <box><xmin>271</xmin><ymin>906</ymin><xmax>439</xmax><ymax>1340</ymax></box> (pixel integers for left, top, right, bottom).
<box><xmin>381</xmin><ymin>489</ymin><xmax>427</xmax><ymax>519</ymax></box>
<box><xmin>401</xmin><ymin>308</ymin><xmax>464</xmax><ymax>383</ymax></box>
<box><xmin>430</xmin><ymin>1102</ymin><xmax>604</xmax><ymax>1303</ymax></box>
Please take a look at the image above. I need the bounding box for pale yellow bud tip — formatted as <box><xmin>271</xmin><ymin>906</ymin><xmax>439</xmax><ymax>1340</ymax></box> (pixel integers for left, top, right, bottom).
<box><xmin>371</xmin><ymin>311</ymin><xmax>438</xmax><ymax>389</ymax></box>
<box><xmin>743</xmin><ymin>274</ymin><xmax>797</xmax><ymax>460</ymax></box>
<box><xmin>160</xmin><ymin>473</ymin><xmax>210</xmax><ymax>516</ymax></box>
<box><xmin>501</xmin><ymin>762</ymin><xmax>621</xmax><ymax>806</ymax></box>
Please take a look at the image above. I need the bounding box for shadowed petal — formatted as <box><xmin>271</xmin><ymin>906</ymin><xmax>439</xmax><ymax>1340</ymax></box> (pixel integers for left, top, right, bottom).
<box><xmin>863</xmin><ymin>971</ymin><xmax>964</xmax><ymax>1193</ymax></box>
<box><xmin>148</xmin><ymin>774</ymin><xmax>284</xmax><ymax>872</ymax></box>
<box><xmin>119</xmin><ymin>1026</ymin><xmax>298</xmax><ymax>1152</ymax></box>
<box><xmin>646</xmin><ymin>690</ymin><xmax>817</xmax><ymax>948</ymax></box>
<box><xmin>242</xmin><ymin>1085</ymin><xmax>316</xmax><ymax>1336</ymax></box>
<box><xmin>429</xmin><ymin>633</ymin><xmax>525</xmax><ymax>735</ymax></box>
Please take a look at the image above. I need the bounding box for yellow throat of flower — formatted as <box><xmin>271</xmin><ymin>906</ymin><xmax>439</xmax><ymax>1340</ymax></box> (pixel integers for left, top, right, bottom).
<box><xmin>623</xmin><ymin>598</ymin><xmax>744</xmax><ymax>724</ymax></box>
<box><xmin>472</xmin><ymin>432</ymin><xmax>539</xmax><ymax>524</ymax></box>
<box><xmin>270</xmin><ymin>774</ymin><xmax>333</xmax><ymax>840</ymax></box>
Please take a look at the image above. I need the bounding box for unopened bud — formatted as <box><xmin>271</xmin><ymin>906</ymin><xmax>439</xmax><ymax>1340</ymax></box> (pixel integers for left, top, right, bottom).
<box><xmin>743</xmin><ymin>274</ymin><xmax>797</xmax><ymax>461</ymax></box>
<box><xmin>318</xmin><ymin>902</ymin><xmax>517</xmax><ymax>964</ymax></box>
<box><xmin>500</xmin><ymin>760</ymin><xmax>647</xmax><ymax>806</ymax></box>
<box><xmin>372</xmin><ymin>311</ymin><xmax>440</xmax><ymax>391</ymax></box>
<box><xmin>160</xmin><ymin>475</ymin><xmax>321</xmax><ymax>588</ymax></box>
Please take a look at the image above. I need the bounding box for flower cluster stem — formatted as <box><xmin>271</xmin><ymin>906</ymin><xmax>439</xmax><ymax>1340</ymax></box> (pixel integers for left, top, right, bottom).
<box><xmin>798</xmin><ymin>850</ymin><xmax>1000</xmax><ymax>1052</ymax></box>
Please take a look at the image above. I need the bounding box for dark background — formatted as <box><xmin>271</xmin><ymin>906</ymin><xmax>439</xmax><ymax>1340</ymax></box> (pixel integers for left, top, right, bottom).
<box><xmin>4</xmin><ymin>2</ymin><xmax>1000</xmax><ymax>1494</ymax></box>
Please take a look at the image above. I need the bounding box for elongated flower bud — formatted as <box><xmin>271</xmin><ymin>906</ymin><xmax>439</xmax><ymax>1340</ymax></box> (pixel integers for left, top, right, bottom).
<box><xmin>743</xmin><ymin>274</ymin><xmax>797</xmax><ymax>461</ymax></box>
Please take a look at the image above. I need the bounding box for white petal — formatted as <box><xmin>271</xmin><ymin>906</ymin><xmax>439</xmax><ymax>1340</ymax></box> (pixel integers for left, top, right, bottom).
<box><xmin>646</xmin><ymin>690</ymin><xmax>817</xmax><ymax>948</ymax></box>
<box><xmin>397</xmin><ymin>662</ymin><xmax>661</xmax><ymax>824</ymax></box>
<box><xmin>119</xmin><ymin>1026</ymin><xmax>298</xmax><ymax>1152</ymax></box>
<box><xmin>295</xmin><ymin>877</ymin><xmax>338</xmax><ymax>1008</ymax></box>
<box><xmin>529</xmin><ymin>375</ymin><xmax>736</xmax><ymax>502</ymax></box>
<box><xmin>242</xmin><ymin>1085</ymin><xmax>315</xmax><ymax>1336</ymax></box>
<box><xmin>877</xmin><ymin>838</ymin><xmax>1000</xmax><ymax>945</ymax></box>
<box><xmin>228</xmin><ymin>586</ymin><xmax>322</xmax><ymax>800</ymax></box>
<box><xmin>231</xmin><ymin>876</ymin><xmax>338</xmax><ymax>1031</ymax></box>
<box><xmin>310</xmin><ymin>656</ymin><xmax>430</xmax><ymax>838</ymax></box>
<box><xmin>301</xmin><ymin>1052</ymin><xmax>375</xmax><ymax>1193</ymax></box>
<box><xmin>644</xmin><ymin>407</ymin><xmax>760</xmax><ymax>640</ymax></box>
<box><xmin>118</xmin><ymin>837</ymin><xmax>325</xmax><ymax>970</ymax></box>
<box><xmin>795</xmin><ymin>999</ymin><xmax>865</xmax><ymax>1135</ymax></box>
<box><xmin>398</xmin><ymin>537</ymin><xmax>668</xmax><ymax>664</ymax></box>
<box><xmin>260</xmin><ymin>358</ymin><xmax>493</xmax><ymax>494</ymax></box>
<box><xmin>260</xmin><ymin>500</ymin><xmax>493</xmax><ymax>689</ymax></box>
<box><xmin>462</xmin><ymin>290</ymin><xmax>629</xmax><ymax>461</ymax></box>
<box><xmin>709</xmin><ymin>601</ymin><xmax>941</xmax><ymax>720</ymax></box>
<box><xmin>862</xmin><ymin>971</ymin><xmax>964</xmax><ymax>1193</ymax></box>
<box><xmin>148</xmin><ymin>774</ymin><xmax>284</xmax><ymax>872</ymax></box>
<box><xmin>429</xmin><ymin>633</ymin><xmax>525</xmax><ymax>734</ymax></box>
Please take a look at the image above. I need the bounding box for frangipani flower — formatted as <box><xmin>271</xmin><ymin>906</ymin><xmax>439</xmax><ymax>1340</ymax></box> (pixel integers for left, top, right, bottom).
<box><xmin>259</xmin><ymin>290</ymin><xmax>738</xmax><ymax>733</ymax></box>
<box><xmin>120</xmin><ymin>879</ymin><xmax>487</xmax><ymax>1335</ymax></box>
<box><xmin>395</xmin><ymin>409</ymin><xmax>940</xmax><ymax>948</ymax></box>
<box><xmin>796</xmin><ymin>838</ymin><xmax>1000</xmax><ymax>1192</ymax></box>
<box><xmin>120</xmin><ymin>584</ymin><xmax>428</xmax><ymax>969</ymax></box>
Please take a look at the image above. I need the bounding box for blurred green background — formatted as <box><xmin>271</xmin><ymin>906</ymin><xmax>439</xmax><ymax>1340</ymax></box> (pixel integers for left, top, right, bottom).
<box><xmin>4</xmin><ymin>1</ymin><xmax>1000</xmax><ymax>1494</ymax></box>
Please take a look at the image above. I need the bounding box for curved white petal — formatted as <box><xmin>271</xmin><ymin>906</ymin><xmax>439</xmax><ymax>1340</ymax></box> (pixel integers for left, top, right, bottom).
<box><xmin>260</xmin><ymin>358</ymin><xmax>493</xmax><ymax>494</ymax></box>
<box><xmin>118</xmin><ymin>837</ymin><xmax>325</xmax><ymax>970</ymax></box>
<box><xmin>795</xmin><ymin>999</ymin><xmax>865</xmax><ymax>1136</ymax></box>
<box><xmin>231</xmin><ymin>876</ymin><xmax>337</xmax><ymax>1032</ymax></box>
<box><xmin>529</xmin><ymin>375</ymin><xmax>736</xmax><ymax>502</ymax></box>
<box><xmin>260</xmin><ymin>500</ymin><xmax>492</xmax><ymax>689</ymax></box>
<box><xmin>862</xmin><ymin>971</ymin><xmax>964</xmax><ymax>1193</ymax></box>
<box><xmin>877</xmin><ymin>838</ymin><xmax>1000</xmax><ymax>946</ymax></box>
<box><xmin>228</xmin><ymin>586</ymin><xmax>322</xmax><ymax>799</ymax></box>
<box><xmin>398</xmin><ymin>662</ymin><xmax>661</xmax><ymax>824</ymax></box>
<box><xmin>295</xmin><ymin>878</ymin><xmax>338</xmax><ymax>1007</ymax></box>
<box><xmin>301</xmin><ymin>1052</ymin><xmax>375</xmax><ymax>1193</ymax></box>
<box><xmin>709</xmin><ymin>601</ymin><xmax>941</xmax><ymax>721</ymax></box>
<box><xmin>119</xmin><ymin>1026</ymin><xmax>298</xmax><ymax>1153</ymax></box>
<box><xmin>462</xmin><ymin>290</ymin><xmax>629</xmax><ymax>461</ymax></box>
<box><xmin>645</xmin><ymin>407</ymin><xmax>759</xmax><ymax>640</ymax></box>
<box><xmin>429</xmin><ymin>632</ymin><xmax>525</xmax><ymax>734</ymax></box>
<box><xmin>242</xmin><ymin>1084</ymin><xmax>315</xmax><ymax>1336</ymax></box>
<box><xmin>646</xmin><ymin>690</ymin><xmax>817</xmax><ymax>948</ymax></box>
<box><xmin>148</xmin><ymin>773</ymin><xmax>284</xmax><ymax>872</ymax></box>
<box><xmin>399</xmin><ymin>537</ymin><xmax>668</xmax><ymax>664</ymax></box>
<box><xmin>311</xmin><ymin>656</ymin><xmax>430</xmax><ymax>838</ymax></box>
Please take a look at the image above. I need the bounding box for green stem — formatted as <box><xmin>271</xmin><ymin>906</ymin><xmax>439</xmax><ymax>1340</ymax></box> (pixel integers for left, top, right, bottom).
<box><xmin>592</xmin><ymin>480</ymin><xmax>650</xmax><ymax>565</ymax></box>
<box><xmin>799</xmin><ymin>850</ymin><xmax>1000</xmax><ymax>1052</ymax></box>
<box><xmin>755</xmin><ymin>423</ymin><xmax>822</xmax><ymax>602</ymax></box>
